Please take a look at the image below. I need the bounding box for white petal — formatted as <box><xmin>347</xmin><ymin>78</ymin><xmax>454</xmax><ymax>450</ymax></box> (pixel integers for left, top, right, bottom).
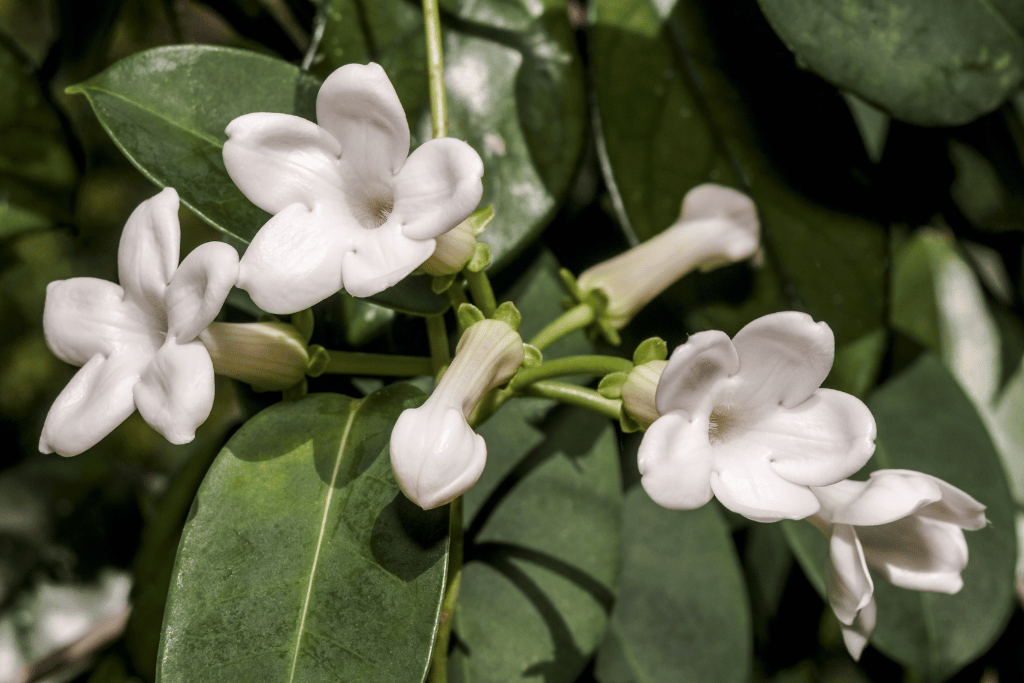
<box><xmin>751</xmin><ymin>389</ymin><xmax>876</xmax><ymax>487</ymax></box>
<box><xmin>858</xmin><ymin>516</ymin><xmax>969</xmax><ymax>593</ymax></box>
<box><xmin>841</xmin><ymin>596</ymin><xmax>876</xmax><ymax>661</ymax></box>
<box><xmin>317</xmin><ymin>63</ymin><xmax>410</xmax><ymax>183</ymax></box>
<box><xmin>391</xmin><ymin>138</ymin><xmax>484</xmax><ymax>240</ymax></box>
<box><xmin>731</xmin><ymin>311</ymin><xmax>834</xmax><ymax>409</ymax></box>
<box><xmin>133</xmin><ymin>340</ymin><xmax>215</xmax><ymax>445</ymax></box>
<box><xmin>823</xmin><ymin>470</ymin><xmax>942</xmax><ymax>526</ymax></box>
<box><xmin>678</xmin><ymin>184</ymin><xmax>760</xmax><ymax>272</ymax></box>
<box><xmin>637</xmin><ymin>410</ymin><xmax>715</xmax><ymax>509</ymax></box>
<box><xmin>390</xmin><ymin>404</ymin><xmax>486</xmax><ymax>510</ymax></box>
<box><xmin>43</xmin><ymin>278</ymin><xmax>161</xmax><ymax>365</ymax></box>
<box><xmin>118</xmin><ymin>188</ymin><xmax>180</xmax><ymax>316</ymax></box>
<box><xmin>871</xmin><ymin>470</ymin><xmax>988</xmax><ymax>530</ymax></box>
<box><xmin>39</xmin><ymin>353</ymin><xmax>148</xmax><ymax>456</ymax></box>
<box><xmin>655</xmin><ymin>330</ymin><xmax>739</xmax><ymax>416</ymax></box>
<box><xmin>237</xmin><ymin>202</ymin><xmax>356</xmax><ymax>313</ymax></box>
<box><xmin>825</xmin><ymin>523</ymin><xmax>874</xmax><ymax>625</ymax></box>
<box><xmin>710</xmin><ymin>436</ymin><xmax>821</xmax><ymax>521</ymax></box>
<box><xmin>223</xmin><ymin>113</ymin><xmax>345</xmax><ymax>214</ymax></box>
<box><xmin>165</xmin><ymin>242</ymin><xmax>240</xmax><ymax>343</ymax></box>
<box><xmin>340</xmin><ymin>221</ymin><xmax>435</xmax><ymax>298</ymax></box>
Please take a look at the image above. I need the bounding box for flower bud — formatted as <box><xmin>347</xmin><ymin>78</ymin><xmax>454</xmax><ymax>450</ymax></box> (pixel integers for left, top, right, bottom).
<box><xmin>198</xmin><ymin>322</ymin><xmax>309</xmax><ymax>391</ymax></box>
<box><xmin>621</xmin><ymin>360</ymin><xmax>667</xmax><ymax>429</ymax></box>
<box><xmin>576</xmin><ymin>184</ymin><xmax>759</xmax><ymax>328</ymax></box>
<box><xmin>391</xmin><ymin>317</ymin><xmax>525</xmax><ymax>509</ymax></box>
<box><xmin>420</xmin><ymin>205</ymin><xmax>494</xmax><ymax>276</ymax></box>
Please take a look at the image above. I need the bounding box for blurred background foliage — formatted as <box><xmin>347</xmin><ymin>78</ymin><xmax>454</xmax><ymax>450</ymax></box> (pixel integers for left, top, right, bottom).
<box><xmin>0</xmin><ymin>0</ymin><xmax>1023</xmax><ymax>682</ymax></box>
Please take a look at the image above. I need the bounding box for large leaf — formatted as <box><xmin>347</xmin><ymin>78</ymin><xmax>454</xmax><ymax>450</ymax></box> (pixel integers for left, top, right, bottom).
<box><xmin>312</xmin><ymin>0</ymin><xmax>587</xmax><ymax>268</ymax></box>
<box><xmin>595</xmin><ymin>490</ymin><xmax>751</xmax><ymax>683</ymax></box>
<box><xmin>757</xmin><ymin>0</ymin><xmax>1024</xmax><ymax>127</ymax></box>
<box><xmin>157</xmin><ymin>387</ymin><xmax>449</xmax><ymax>683</ymax></box>
<box><xmin>784</xmin><ymin>355</ymin><xmax>1017</xmax><ymax>682</ymax></box>
<box><xmin>588</xmin><ymin>0</ymin><xmax>887</xmax><ymax>345</ymax></box>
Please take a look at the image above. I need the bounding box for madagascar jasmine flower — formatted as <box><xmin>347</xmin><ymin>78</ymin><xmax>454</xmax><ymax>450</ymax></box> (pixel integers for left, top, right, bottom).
<box><xmin>390</xmin><ymin>307</ymin><xmax>524</xmax><ymax>509</ymax></box>
<box><xmin>39</xmin><ymin>189</ymin><xmax>239</xmax><ymax>456</ymax></box>
<box><xmin>638</xmin><ymin>311</ymin><xmax>876</xmax><ymax>521</ymax></box>
<box><xmin>223</xmin><ymin>62</ymin><xmax>485</xmax><ymax>313</ymax></box>
<box><xmin>576</xmin><ymin>183</ymin><xmax>759</xmax><ymax>329</ymax></box>
<box><xmin>809</xmin><ymin>470</ymin><xmax>987</xmax><ymax>659</ymax></box>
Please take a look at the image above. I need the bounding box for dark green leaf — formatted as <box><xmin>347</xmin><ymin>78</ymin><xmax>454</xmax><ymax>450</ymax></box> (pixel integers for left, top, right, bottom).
<box><xmin>595</xmin><ymin>490</ymin><xmax>751</xmax><ymax>683</ymax></box>
<box><xmin>784</xmin><ymin>355</ymin><xmax>1017</xmax><ymax>682</ymax></box>
<box><xmin>157</xmin><ymin>387</ymin><xmax>449</xmax><ymax>683</ymax></box>
<box><xmin>757</xmin><ymin>0</ymin><xmax>1024</xmax><ymax>126</ymax></box>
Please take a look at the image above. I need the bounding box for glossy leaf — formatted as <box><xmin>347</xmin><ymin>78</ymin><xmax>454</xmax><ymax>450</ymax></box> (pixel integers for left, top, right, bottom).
<box><xmin>157</xmin><ymin>387</ymin><xmax>449</xmax><ymax>683</ymax></box>
<box><xmin>595</xmin><ymin>489</ymin><xmax>751</xmax><ymax>683</ymax></box>
<box><xmin>313</xmin><ymin>0</ymin><xmax>587</xmax><ymax>268</ymax></box>
<box><xmin>757</xmin><ymin>0</ymin><xmax>1024</xmax><ymax>126</ymax></box>
<box><xmin>784</xmin><ymin>355</ymin><xmax>1017</xmax><ymax>682</ymax></box>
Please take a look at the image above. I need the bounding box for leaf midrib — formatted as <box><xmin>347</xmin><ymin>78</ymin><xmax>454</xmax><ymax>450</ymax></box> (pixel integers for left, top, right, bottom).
<box><xmin>287</xmin><ymin>401</ymin><xmax>359</xmax><ymax>683</ymax></box>
<box><xmin>77</xmin><ymin>84</ymin><xmax>225</xmax><ymax>148</ymax></box>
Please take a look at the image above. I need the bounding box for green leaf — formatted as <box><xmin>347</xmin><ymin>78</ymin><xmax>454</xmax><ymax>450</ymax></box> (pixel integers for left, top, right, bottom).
<box><xmin>757</xmin><ymin>0</ymin><xmax>1024</xmax><ymax>126</ymax></box>
<box><xmin>588</xmin><ymin>0</ymin><xmax>887</xmax><ymax>345</ymax></box>
<box><xmin>157</xmin><ymin>387</ymin><xmax>449</xmax><ymax>683</ymax></box>
<box><xmin>784</xmin><ymin>355</ymin><xmax>1017</xmax><ymax>682</ymax></box>
<box><xmin>313</xmin><ymin>0</ymin><xmax>587</xmax><ymax>268</ymax></box>
<box><xmin>595</xmin><ymin>490</ymin><xmax>751</xmax><ymax>683</ymax></box>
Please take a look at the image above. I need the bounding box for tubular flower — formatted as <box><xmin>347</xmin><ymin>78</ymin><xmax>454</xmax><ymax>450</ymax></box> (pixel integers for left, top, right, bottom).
<box><xmin>637</xmin><ymin>311</ymin><xmax>876</xmax><ymax>521</ymax></box>
<box><xmin>39</xmin><ymin>189</ymin><xmax>239</xmax><ymax>456</ymax></box>
<box><xmin>390</xmin><ymin>314</ymin><xmax>524</xmax><ymax>509</ymax></box>
<box><xmin>576</xmin><ymin>183</ymin><xmax>759</xmax><ymax>330</ymax></box>
<box><xmin>809</xmin><ymin>470</ymin><xmax>987</xmax><ymax>660</ymax></box>
<box><xmin>223</xmin><ymin>62</ymin><xmax>485</xmax><ymax>313</ymax></box>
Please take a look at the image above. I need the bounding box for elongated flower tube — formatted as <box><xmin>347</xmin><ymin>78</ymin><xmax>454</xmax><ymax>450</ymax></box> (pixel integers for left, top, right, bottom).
<box><xmin>390</xmin><ymin>314</ymin><xmax>525</xmax><ymax>509</ymax></box>
<box><xmin>39</xmin><ymin>189</ymin><xmax>239</xmax><ymax>456</ymax></box>
<box><xmin>809</xmin><ymin>470</ymin><xmax>987</xmax><ymax>659</ymax></box>
<box><xmin>198</xmin><ymin>322</ymin><xmax>309</xmax><ymax>391</ymax></box>
<box><xmin>638</xmin><ymin>311</ymin><xmax>876</xmax><ymax>521</ymax></box>
<box><xmin>576</xmin><ymin>184</ymin><xmax>759</xmax><ymax>329</ymax></box>
<box><xmin>223</xmin><ymin>62</ymin><xmax>485</xmax><ymax>313</ymax></box>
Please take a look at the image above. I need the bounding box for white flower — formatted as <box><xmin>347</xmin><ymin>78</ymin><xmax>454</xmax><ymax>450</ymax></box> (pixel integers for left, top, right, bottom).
<box><xmin>223</xmin><ymin>62</ymin><xmax>485</xmax><ymax>313</ymax></box>
<box><xmin>637</xmin><ymin>311</ymin><xmax>876</xmax><ymax>521</ymax></box>
<box><xmin>576</xmin><ymin>184</ymin><xmax>759</xmax><ymax>329</ymax></box>
<box><xmin>39</xmin><ymin>189</ymin><xmax>239</xmax><ymax>456</ymax></box>
<box><xmin>390</xmin><ymin>316</ymin><xmax>524</xmax><ymax>509</ymax></box>
<box><xmin>809</xmin><ymin>470</ymin><xmax>987</xmax><ymax>659</ymax></box>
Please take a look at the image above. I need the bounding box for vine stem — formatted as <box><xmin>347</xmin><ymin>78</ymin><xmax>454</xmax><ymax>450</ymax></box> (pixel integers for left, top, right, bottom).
<box><xmin>523</xmin><ymin>380</ymin><xmax>622</xmax><ymax>420</ymax></box>
<box><xmin>423</xmin><ymin>0</ymin><xmax>448</xmax><ymax>139</ymax></box>
<box><xmin>508</xmin><ymin>355</ymin><xmax>633</xmax><ymax>390</ymax></box>
<box><xmin>426</xmin><ymin>315</ymin><xmax>451</xmax><ymax>377</ymax></box>
<box><xmin>528</xmin><ymin>302</ymin><xmax>597</xmax><ymax>351</ymax></box>
<box><xmin>464</xmin><ymin>269</ymin><xmax>497</xmax><ymax>317</ymax></box>
<box><xmin>323</xmin><ymin>351</ymin><xmax>433</xmax><ymax>377</ymax></box>
<box><xmin>430</xmin><ymin>496</ymin><xmax>463</xmax><ymax>683</ymax></box>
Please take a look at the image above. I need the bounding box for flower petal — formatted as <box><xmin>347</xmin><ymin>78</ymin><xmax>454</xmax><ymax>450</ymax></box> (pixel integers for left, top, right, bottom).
<box><xmin>637</xmin><ymin>410</ymin><xmax>715</xmax><ymax>509</ymax></box>
<box><xmin>391</xmin><ymin>138</ymin><xmax>484</xmax><ymax>240</ymax></box>
<box><xmin>118</xmin><ymin>188</ymin><xmax>180</xmax><ymax>316</ymax></box>
<box><xmin>858</xmin><ymin>516</ymin><xmax>969</xmax><ymax>593</ymax></box>
<box><xmin>750</xmin><ymin>388</ymin><xmax>876</xmax><ymax>487</ymax></box>
<box><xmin>340</xmin><ymin>221</ymin><xmax>435</xmax><ymax>298</ymax></box>
<box><xmin>43</xmin><ymin>278</ymin><xmax>161</xmax><ymax>365</ymax></box>
<box><xmin>825</xmin><ymin>523</ymin><xmax>874</xmax><ymax>625</ymax></box>
<box><xmin>710</xmin><ymin>437</ymin><xmax>821</xmax><ymax>521</ymax></box>
<box><xmin>841</xmin><ymin>595</ymin><xmax>876</xmax><ymax>661</ymax></box>
<box><xmin>820</xmin><ymin>470</ymin><xmax>942</xmax><ymax>526</ymax></box>
<box><xmin>731</xmin><ymin>311</ymin><xmax>834</xmax><ymax>409</ymax></box>
<box><xmin>655</xmin><ymin>330</ymin><xmax>739</xmax><ymax>416</ymax></box>
<box><xmin>871</xmin><ymin>470</ymin><xmax>988</xmax><ymax>530</ymax></box>
<box><xmin>39</xmin><ymin>353</ymin><xmax>147</xmax><ymax>456</ymax></box>
<box><xmin>223</xmin><ymin>113</ymin><xmax>345</xmax><ymax>214</ymax></box>
<box><xmin>166</xmin><ymin>242</ymin><xmax>240</xmax><ymax>344</ymax></box>
<box><xmin>237</xmin><ymin>202</ymin><xmax>355</xmax><ymax>313</ymax></box>
<box><xmin>133</xmin><ymin>340</ymin><xmax>215</xmax><ymax>445</ymax></box>
<box><xmin>317</xmin><ymin>63</ymin><xmax>410</xmax><ymax>183</ymax></box>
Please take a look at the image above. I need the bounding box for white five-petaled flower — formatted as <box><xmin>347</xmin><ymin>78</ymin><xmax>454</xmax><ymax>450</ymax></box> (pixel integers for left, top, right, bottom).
<box><xmin>390</xmin><ymin>317</ymin><xmax>524</xmax><ymax>510</ymax></box>
<box><xmin>223</xmin><ymin>62</ymin><xmax>485</xmax><ymax>313</ymax></box>
<box><xmin>809</xmin><ymin>470</ymin><xmax>987</xmax><ymax>660</ymax></box>
<box><xmin>39</xmin><ymin>188</ymin><xmax>239</xmax><ymax>456</ymax></box>
<box><xmin>637</xmin><ymin>311</ymin><xmax>876</xmax><ymax>521</ymax></box>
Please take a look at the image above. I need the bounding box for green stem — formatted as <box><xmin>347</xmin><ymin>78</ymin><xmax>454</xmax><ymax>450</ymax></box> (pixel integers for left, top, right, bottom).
<box><xmin>426</xmin><ymin>315</ymin><xmax>451</xmax><ymax>377</ymax></box>
<box><xmin>422</xmin><ymin>0</ymin><xmax>448</xmax><ymax>138</ymax></box>
<box><xmin>509</xmin><ymin>355</ymin><xmax>633</xmax><ymax>390</ymax></box>
<box><xmin>444</xmin><ymin>282</ymin><xmax>471</xmax><ymax>312</ymax></box>
<box><xmin>464</xmin><ymin>269</ymin><xmax>496</xmax><ymax>317</ymax></box>
<box><xmin>523</xmin><ymin>380</ymin><xmax>622</xmax><ymax>420</ymax></box>
<box><xmin>528</xmin><ymin>302</ymin><xmax>597</xmax><ymax>351</ymax></box>
<box><xmin>430</xmin><ymin>496</ymin><xmax>463</xmax><ymax>683</ymax></box>
<box><xmin>323</xmin><ymin>351</ymin><xmax>433</xmax><ymax>377</ymax></box>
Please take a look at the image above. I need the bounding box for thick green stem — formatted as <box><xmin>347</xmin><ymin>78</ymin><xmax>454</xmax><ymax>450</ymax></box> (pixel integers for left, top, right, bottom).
<box><xmin>323</xmin><ymin>351</ymin><xmax>433</xmax><ymax>377</ymax></box>
<box><xmin>528</xmin><ymin>302</ymin><xmax>597</xmax><ymax>351</ymax></box>
<box><xmin>444</xmin><ymin>283</ymin><xmax>470</xmax><ymax>312</ymax></box>
<box><xmin>464</xmin><ymin>269</ymin><xmax>496</xmax><ymax>317</ymax></box>
<box><xmin>509</xmin><ymin>355</ymin><xmax>633</xmax><ymax>390</ymax></box>
<box><xmin>523</xmin><ymin>381</ymin><xmax>622</xmax><ymax>420</ymax></box>
<box><xmin>430</xmin><ymin>496</ymin><xmax>463</xmax><ymax>683</ymax></box>
<box><xmin>422</xmin><ymin>0</ymin><xmax>448</xmax><ymax>138</ymax></box>
<box><xmin>426</xmin><ymin>314</ymin><xmax>451</xmax><ymax>377</ymax></box>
